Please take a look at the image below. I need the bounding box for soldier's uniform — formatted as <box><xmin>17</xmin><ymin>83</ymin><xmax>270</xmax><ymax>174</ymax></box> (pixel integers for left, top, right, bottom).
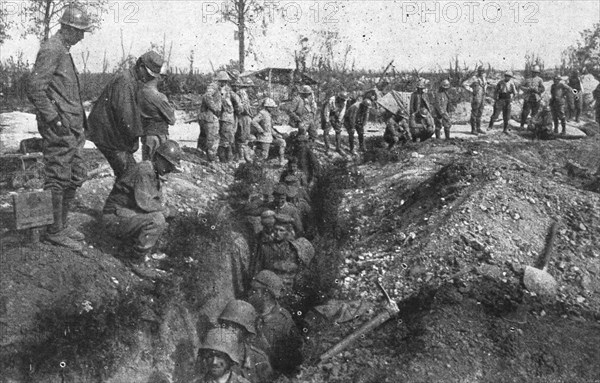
<box><xmin>550</xmin><ymin>78</ymin><xmax>574</xmax><ymax>134</ymax></box>
<box><xmin>409</xmin><ymin>109</ymin><xmax>435</xmax><ymax>142</ymax></box>
<box><xmin>27</xmin><ymin>30</ymin><xmax>88</xmax><ymax>245</ymax></box>
<box><xmin>594</xmin><ymin>83</ymin><xmax>600</xmax><ymax>123</ymax></box>
<box><xmin>321</xmin><ymin>94</ymin><xmax>348</xmax><ymax>153</ymax></box>
<box><xmin>219</xmin><ymin>84</ymin><xmax>242</xmax><ymax>162</ymax></box>
<box><xmin>139</xmin><ymin>78</ymin><xmax>176</xmax><ymax>161</ymax></box>
<box><xmin>409</xmin><ymin>87</ymin><xmax>432</xmax><ymax>116</ymax></box>
<box><xmin>236</xmin><ymin>342</ymin><xmax>274</xmax><ymax>383</ymax></box>
<box><xmin>567</xmin><ymin>72</ymin><xmax>583</xmax><ymax>122</ymax></box>
<box><xmin>288</xmin><ymin>88</ymin><xmax>318</xmax><ymax>141</ymax></box>
<box><xmin>383</xmin><ymin>115</ymin><xmax>411</xmax><ymax>149</ymax></box>
<box><xmin>102</xmin><ymin>161</ymin><xmax>169</xmax><ymax>257</ymax></box>
<box><xmin>251</xmin><ymin>108</ymin><xmax>286</xmax><ymax>163</ymax></box>
<box><xmin>529</xmin><ymin>106</ymin><xmax>553</xmax><ymax>139</ymax></box>
<box><xmin>198</xmin><ymin>81</ymin><xmax>223</xmax><ymax>161</ymax></box>
<box><xmin>279</xmin><ymin>161</ymin><xmax>308</xmax><ymax>189</ymax></box>
<box><xmin>234</xmin><ymin>86</ymin><xmax>254</xmax><ymax>162</ymax></box>
<box><xmin>488</xmin><ymin>73</ymin><xmax>518</xmax><ymax>133</ymax></box>
<box><xmin>520</xmin><ymin>74</ymin><xmax>545</xmax><ymax>129</ymax></box>
<box><xmin>462</xmin><ymin>72</ymin><xmax>488</xmax><ymax>134</ymax></box>
<box><xmin>344</xmin><ymin>98</ymin><xmax>372</xmax><ymax>152</ymax></box>
<box><xmin>290</xmin><ymin>135</ymin><xmax>320</xmax><ymax>185</ymax></box>
<box><xmin>434</xmin><ymin>83</ymin><xmax>452</xmax><ymax>139</ymax></box>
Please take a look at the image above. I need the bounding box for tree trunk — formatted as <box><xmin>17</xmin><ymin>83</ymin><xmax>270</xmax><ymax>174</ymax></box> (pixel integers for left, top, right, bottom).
<box><xmin>42</xmin><ymin>0</ymin><xmax>52</xmax><ymax>41</ymax></box>
<box><xmin>238</xmin><ymin>0</ymin><xmax>245</xmax><ymax>72</ymax></box>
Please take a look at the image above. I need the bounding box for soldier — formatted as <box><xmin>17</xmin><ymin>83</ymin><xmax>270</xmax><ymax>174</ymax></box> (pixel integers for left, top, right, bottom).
<box><xmin>462</xmin><ymin>66</ymin><xmax>489</xmax><ymax>135</ymax></box>
<box><xmin>279</xmin><ymin>157</ymin><xmax>308</xmax><ymax>188</ymax></box>
<box><xmin>289</xmin><ymin>134</ymin><xmax>320</xmax><ymax>186</ymax></box>
<box><xmin>488</xmin><ymin>71</ymin><xmax>518</xmax><ymax>134</ymax></box>
<box><xmin>251</xmin><ymin>98</ymin><xmax>286</xmax><ymax>165</ymax></box>
<box><xmin>102</xmin><ymin>140</ymin><xmax>181</xmax><ymax>264</ymax></box>
<box><xmin>198</xmin><ymin>71</ymin><xmax>229</xmax><ymax>162</ymax></box>
<box><xmin>282</xmin><ymin>175</ymin><xmax>310</xmax><ymax>204</ymax></box>
<box><xmin>409</xmin><ymin>79</ymin><xmax>432</xmax><ymax>116</ymax></box>
<box><xmin>382</xmin><ymin>109</ymin><xmax>411</xmax><ymax>149</ymax></box>
<box><xmin>219</xmin><ymin>77</ymin><xmax>242</xmax><ymax>163</ymax></box>
<box><xmin>89</xmin><ymin>51</ymin><xmax>162</xmax><ymax>178</ymax></box>
<box><xmin>520</xmin><ymin>65</ymin><xmax>545</xmax><ymax>130</ymax></box>
<box><xmin>529</xmin><ymin>103</ymin><xmax>553</xmax><ymax>139</ymax></box>
<box><xmin>27</xmin><ymin>6</ymin><xmax>92</xmax><ymax>251</ymax></box>
<box><xmin>434</xmin><ymin>79</ymin><xmax>453</xmax><ymax>139</ymax></box>
<box><xmin>321</xmin><ymin>91</ymin><xmax>349</xmax><ymax>154</ymax></box>
<box><xmin>287</xmin><ymin>85</ymin><xmax>318</xmax><ymax>142</ymax></box>
<box><xmin>218</xmin><ymin>300</ymin><xmax>275</xmax><ymax>383</ymax></box>
<box><xmin>594</xmin><ymin>82</ymin><xmax>600</xmax><ymax>123</ymax></box>
<box><xmin>344</xmin><ymin>90</ymin><xmax>376</xmax><ymax>153</ymax></box>
<box><xmin>269</xmin><ymin>185</ymin><xmax>303</xmax><ymax>237</ymax></box>
<box><xmin>193</xmin><ymin>328</ymin><xmax>251</xmax><ymax>383</ymax></box>
<box><xmin>409</xmin><ymin>107</ymin><xmax>436</xmax><ymax>142</ymax></box>
<box><xmin>139</xmin><ymin>71</ymin><xmax>175</xmax><ymax>161</ymax></box>
<box><xmin>567</xmin><ymin>70</ymin><xmax>583</xmax><ymax>122</ymax></box>
<box><xmin>232</xmin><ymin>79</ymin><xmax>254</xmax><ymax>163</ymax></box>
<box><xmin>247</xmin><ymin>271</ymin><xmax>303</xmax><ymax>375</ymax></box>
<box><xmin>286</xmin><ymin>186</ymin><xmax>313</xmax><ymax>238</ymax></box>
<box><xmin>550</xmin><ymin>75</ymin><xmax>574</xmax><ymax>135</ymax></box>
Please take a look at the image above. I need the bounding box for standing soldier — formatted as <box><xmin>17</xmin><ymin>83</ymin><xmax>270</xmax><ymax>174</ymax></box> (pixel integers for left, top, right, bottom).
<box><xmin>219</xmin><ymin>78</ymin><xmax>242</xmax><ymax>163</ymax></box>
<box><xmin>488</xmin><ymin>71</ymin><xmax>518</xmax><ymax>134</ymax></box>
<box><xmin>594</xmin><ymin>81</ymin><xmax>600</xmax><ymax>123</ymax></box>
<box><xmin>193</xmin><ymin>328</ymin><xmax>251</xmax><ymax>383</ymax></box>
<box><xmin>88</xmin><ymin>51</ymin><xmax>162</xmax><ymax>178</ymax></box>
<box><xmin>409</xmin><ymin>107</ymin><xmax>436</xmax><ymax>142</ymax></box>
<box><xmin>567</xmin><ymin>70</ymin><xmax>583</xmax><ymax>122</ymax></box>
<box><xmin>289</xmin><ymin>134</ymin><xmax>320</xmax><ymax>185</ymax></box>
<box><xmin>520</xmin><ymin>65</ymin><xmax>545</xmax><ymax>130</ymax></box>
<box><xmin>251</xmin><ymin>98</ymin><xmax>286</xmax><ymax>165</ymax></box>
<box><xmin>279</xmin><ymin>157</ymin><xmax>308</xmax><ymax>188</ymax></box>
<box><xmin>198</xmin><ymin>71</ymin><xmax>229</xmax><ymax>162</ymax></box>
<box><xmin>434</xmin><ymin>79</ymin><xmax>453</xmax><ymax>139</ymax></box>
<box><xmin>550</xmin><ymin>75</ymin><xmax>574</xmax><ymax>135</ymax></box>
<box><xmin>409</xmin><ymin>79</ymin><xmax>432</xmax><ymax>116</ymax></box>
<box><xmin>344</xmin><ymin>90</ymin><xmax>376</xmax><ymax>153</ymax></box>
<box><xmin>321</xmin><ymin>91</ymin><xmax>349</xmax><ymax>154</ymax></box>
<box><xmin>288</xmin><ymin>85</ymin><xmax>318</xmax><ymax>142</ymax></box>
<box><xmin>232</xmin><ymin>79</ymin><xmax>254</xmax><ymax>163</ymax></box>
<box><xmin>462</xmin><ymin>66</ymin><xmax>489</xmax><ymax>135</ymax></box>
<box><xmin>140</xmin><ymin>73</ymin><xmax>175</xmax><ymax>161</ymax></box>
<box><xmin>27</xmin><ymin>6</ymin><xmax>92</xmax><ymax>250</ymax></box>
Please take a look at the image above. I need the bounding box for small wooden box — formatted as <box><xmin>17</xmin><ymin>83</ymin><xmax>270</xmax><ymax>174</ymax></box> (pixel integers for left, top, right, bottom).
<box><xmin>13</xmin><ymin>190</ymin><xmax>54</xmax><ymax>230</ymax></box>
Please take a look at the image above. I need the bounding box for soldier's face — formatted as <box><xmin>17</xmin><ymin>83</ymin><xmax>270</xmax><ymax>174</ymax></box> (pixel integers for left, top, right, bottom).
<box><xmin>248</xmin><ymin>285</ymin><xmax>269</xmax><ymax>311</ymax></box>
<box><xmin>274</xmin><ymin>194</ymin><xmax>286</xmax><ymax>207</ymax></box>
<box><xmin>273</xmin><ymin>225</ymin><xmax>288</xmax><ymax>241</ymax></box>
<box><xmin>202</xmin><ymin>351</ymin><xmax>230</xmax><ymax>378</ymax></box>
<box><xmin>63</xmin><ymin>26</ymin><xmax>85</xmax><ymax>46</ymax></box>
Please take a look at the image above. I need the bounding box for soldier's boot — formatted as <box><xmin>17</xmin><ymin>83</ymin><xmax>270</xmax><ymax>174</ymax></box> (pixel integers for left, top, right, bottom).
<box><xmin>434</xmin><ymin>129</ymin><xmax>441</xmax><ymax>139</ymax></box>
<box><xmin>561</xmin><ymin>120</ymin><xmax>567</xmax><ymax>135</ymax></box>
<box><xmin>45</xmin><ymin>190</ymin><xmax>82</xmax><ymax>251</ymax></box>
<box><xmin>358</xmin><ymin>135</ymin><xmax>366</xmax><ymax>152</ymax></box>
<box><xmin>477</xmin><ymin>119</ymin><xmax>486</xmax><ymax>134</ymax></box>
<box><xmin>553</xmin><ymin>120</ymin><xmax>559</xmax><ymax>134</ymax></box>
<box><xmin>470</xmin><ymin>119</ymin><xmax>478</xmax><ymax>135</ymax></box>
<box><xmin>349</xmin><ymin>134</ymin><xmax>356</xmax><ymax>154</ymax></box>
<box><xmin>575</xmin><ymin>110</ymin><xmax>580</xmax><ymax>123</ymax></box>
<box><xmin>502</xmin><ymin>122</ymin><xmax>509</xmax><ymax>134</ymax></box>
<box><xmin>323</xmin><ymin>134</ymin><xmax>330</xmax><ymax>154</ymax></box>
<box><xmin>444</xmin><ymin>127</ymin><xmax>451</xmax><ymax>140</ymax></box>
<box><xmin>62</xmin><ymin>188</ymin><xmax>85</xmax><ymax>241</ymax></box>
<box><xmin>335</xmin><ymin>133</ymin><xmax>343</xmax><ymax>154</ymax></box>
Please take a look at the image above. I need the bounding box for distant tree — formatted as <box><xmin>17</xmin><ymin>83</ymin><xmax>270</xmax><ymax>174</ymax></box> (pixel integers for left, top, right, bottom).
<box><xmin>0</xmin><ymin>5</ymin><xmax>14</xmax><ymax>44</ymax></box>
<box><xmin>22</xmin><ymin>0</ymin><xmax>108</xmax><ymax>41</ymax></box>
<box><xmin>562</xmin><ymin>22</ymin><xmax>600</xmax><ymax>76</ymax></box>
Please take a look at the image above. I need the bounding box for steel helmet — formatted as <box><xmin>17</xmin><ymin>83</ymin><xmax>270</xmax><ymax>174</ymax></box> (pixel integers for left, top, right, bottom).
<box><xmin>219</xmin><ymin>299</ymin><xmax>258</xmax><ymax>335</ymax></box>
<box><xmin>416</xmin><ymin>79</ymin><xmax>426</xmax><ymax>89</ymax></box>
<box><xmin>553</xmin><ymin>74</ymin><xmax>562</xmax><ymax>81</ymax></box>
<box><xmin>504</xmin><ymin>71</ymin><xmax>514</xmax><ymax>78</ymax></box>
<box><xmin>155</xmin><ymin>140</ymin><xmax>183</xmax><ymax>170</ymax></box>
<box><xmin>263</xmin><ymin>98</ymin><xmax>277</xmax><ymax>108</ymax></box>
<box><xmin>252</xmin><ymin>270</ymin><xmax>284</xmax><ymax>298</ymax></box>
<box><xmin>59</xmin><ymin>6</ymin><xmax>93</xmax><ymax>31</ymax></box>
<box><xmin>260</xmin><ymin>210</ymin><xmax>276</xmax><ymax>225</ymax></box>
<box><xmin>440</xmin><ymin>79</ymin><xmax>450</xmax><ymax>89</ymax></box>
<box><xmin>532</xmin><ymin>65</ymin><xmax>541</xmax><ymax>73</ymax></box>
<box><xmin>299</xmin><ymin>85</ymin><xmax>312</xmax><ymax>94</ymax></box>
<box><xmin>477</xmin><ymin>65</ymin><xmax>485</xmax><ymax>72</ymax></box>
<box><xmin>215</xmin><ymin>71</ymin><xmax>231</xmax><ymax>81</ymax></box>
<box><xmin>337</xmin><ymin>91</ymin><xmax>349</xmax><ymax>100</ymax></box>
<box><xmin>198</xmin><ymin>328</ymin><xmax>242</xmax><ymax>364</ymax></box>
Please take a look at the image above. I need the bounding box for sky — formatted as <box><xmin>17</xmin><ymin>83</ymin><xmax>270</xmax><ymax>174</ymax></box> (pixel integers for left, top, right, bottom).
<box><xmin>1</xmin><ymin>0</ymin><xmax>599</xmax><ymax>73</ymax></box>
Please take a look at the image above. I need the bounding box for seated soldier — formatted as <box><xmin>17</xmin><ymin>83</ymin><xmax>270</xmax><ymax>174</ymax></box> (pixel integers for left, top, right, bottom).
<box><xmin>193</xmin><ymin>328</ymin><xmax>251</xmax><ymax>383</ymax></box>
<box><xmin>102</xmin><ymin>140</ymin><xmax>181</xmax><ymax>266</ymax></box>
<box><xmin>279</xmin><ymin>157</ymin><xmax>308</xmax><ymax>188</ymax></box>
<box><xmin>382</xmin><ymin>109</ymin><xmax>411</xmax><ymax>149</ymax></box>
<box><xmin>529</xmin><ymin>103</ymin><xmax>554</xmax><ymax>140</ymax></box>
<box><xmin>268</xmin><ymin>184</ymin><xmax>303</xmax><ymax>237</ymax></box>
<box><xmin>218</xmin><ymin>299</ymin><xmax>274</xmax><ymax>383</ymax></box>
<box><xmin>409</xmin><ymin>107</ymin><xmax>436</xmax><ymax>142</ymax></box>
<box><xmin>248</xmin><ymin>271</ymin><xmax>303</xmax><ymax>376</ymax></box>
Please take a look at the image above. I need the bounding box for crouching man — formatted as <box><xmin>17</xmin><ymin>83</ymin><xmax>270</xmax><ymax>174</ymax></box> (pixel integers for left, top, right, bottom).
<box><xmin>193</xmin><ymin>327</ymin><xmax>251</xmax><ymax>383</ymax></box>
<box><xmin>102</xmin><ymin>140</ymin><xmax>182</xmax><ymax>262</ymax></box>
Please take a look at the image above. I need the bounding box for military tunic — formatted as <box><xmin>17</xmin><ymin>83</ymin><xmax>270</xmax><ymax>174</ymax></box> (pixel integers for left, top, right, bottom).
<box><xmin>198</xmin><ymin>81</ymin><xmax>223</xmax><ymax>160</ymax></box>
<box><xmin>139</xmin><ymin>78</ymin><xmax>176</xmax><ymax>160</ymax></box>
<box><xmin>520</xmin><ymin>76</ymin><xmax>545</xmax><ymax>126</ymax></box>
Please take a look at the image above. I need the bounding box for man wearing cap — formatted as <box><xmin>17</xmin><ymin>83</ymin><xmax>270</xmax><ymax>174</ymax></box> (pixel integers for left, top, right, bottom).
<box><xmin>247</xmin><ymin>271</ymin><xmax>303</xmax><ymax>375</ymax></box>
<box><xmin>434</xmin><ymin>79</ymin><xmax>453</xmax><ymax>139</ymax></box>
<box><xmin>520</xmin><ymin>65</ymin><xmax>545</xmax><ymax>130</ymax></box>
<box><xmin>567</xmin><ymin>70</ymin><xmax>583</xmax><ymax>122</ymax></box>
<box><xmin>198</xmin><ymin>71</ymin><xmax>229</xmax><ymax>162</ymax></box>
<box><xmin>409</xmin><ymin>79</ymin><xmax>432</xmax><ymax>116</ymax></box>
<box><xmin>218</xmin><ymin>300</ymin><xmax>274</xmax><ymax>383</ymax></box>
<box><xmin>89</xmin><ymin>51</ymin><xmax>162</xmax><ymax>178</ymax></box>
<box><xmin>550</xmin><ymin>75</ymin><xmax>574</xmax><ymax>135</ymax></box>
<box><xmin>462</xmin><ymin>66</ymin><xmax>489</xmax><ymax>135</ymax></box>
<box><xmin>321</xmin><ymin>91</ymin><xmax>349</xmax><ymax>154</ymax></box>
<box><xmin>27</xmin><ymin>6</ymin><xmax>93</xmax><ymax>251</ymax></box>
<box><xmin>194</xmin><ymin>327</ymin><xmax>251</xmax><ymax>383</ymax></box>
<box><xmin>251</xmin><ymin>98</ymin><xmax>286</xmax><ymax>165</ymax></box>
<box><xmin>409</xmin><ymin>107</ymin><xmax>435</xmax><ymax>142</ymax></box>
<box><xmin>287</xmin><ymin>85</ymin><xmax>318</xmax><ymax>142</ymax></box>
<box><xmin>232</xmin><ymin>79</ymin><xmax>254</xmax><ymax>163</ymax></box>
<box><xmin>344</xmin><ymin>90</ymin><xmax>376</xmax><ymax>153</ymax></box>
<box><xmin>488</xmin><ymin>71</ymin><xmax>518</xmax><ymax>134</ymax></box>
<box><xmin>139</xmin><ymin>67</ymin><xmax>175</xmax><ymax>161</ymax></box>
<box><xmin>102</xmin><ymin>140</ymin><xmax>181</xmax><ymax>266</ymax></box>
<box><xmin>219</xmin><ymin>78</ymin><xmax>242</xmax><ymax>163</ymax></box>
<box><xmin>382</xmin><ymin>109</ymin><xmax>411</xmax><ymax>149</ymax></box>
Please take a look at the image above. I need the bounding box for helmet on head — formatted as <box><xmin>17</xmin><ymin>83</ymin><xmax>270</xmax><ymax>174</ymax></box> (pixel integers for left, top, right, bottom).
<box><xmin>139</xmin><ymin>51</ymin><xmax>166</xmax><ymax>77</ymax></box>
<box><xmin>219</xmin><ymin>300</ymin><xmax>258</xmax><ymax>335</ymax></box>
<box><xmin>418</xmin><ymin>107</ymin><xmax>429</xmax><ymax>117</ymax></box>
<box><xmin>198</xmin><ymin>328</ymin><xmax>242</xmax><ymax>364</ymax></box>
<box><xmin>440</xmin><ymin>79</ymin><xmax>450</xmax><ymax>89</ymax></box>
<box><xmin>252</xmin><ymin>270</ymin><xmax>284</xmax><ymax>298</ymax></box>
<box><xmin>263</xmin><ymin>98</ymin><xmax>277</xmax><ymax>108</ymax></box>
<box><xmin>553</xmin><ymin>74</ymin><xmax>562</xmax><ymax>81</ymax></box>
<box><xmin>416</xmin><ymin>79</ymin><xmax>426</xmax><ymax>89</ymax></box>
<box><xmin>215</xmin><ymin>71</ymin><xmax>231</xmax><ymax>81</ymax></box>
<box><xmin>299</xmin><ymin>85</ymin><xmax>312</xmax><ymax>94</ymax></box>
<box><xmin>155</xmin><ymin>140</ymin><xmax>183</xmax><ymax>171</ymax></box>
<box><xmin>504</xmin><ymin>71</ymin><xmax>514</xmax><ymax>78</ymax></box>
<box><xmin>337</xmin><ymin>91</ymin><xmax>349</xmax><ymax>100</ymax></box>
<box><xmin>532</xmin><ymin>65</ymin><xmax>541</xmax><ymax>73</ymax></box>
<box><xmin>59</xmin><ymin>6</ymin><xmax>93</xmax><ymax>31</ymax></box>
<box><xmin>477</xmin><ymin>65</ymin><xmax>485</xmax><ymax>72</ymax></box>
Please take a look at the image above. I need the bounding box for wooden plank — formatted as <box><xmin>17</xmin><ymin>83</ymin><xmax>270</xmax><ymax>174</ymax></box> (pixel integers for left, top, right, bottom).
<box><xmin>12</xmin><ymin>190</ymin><xmax>53</xmax><ymax>230</ymax></box>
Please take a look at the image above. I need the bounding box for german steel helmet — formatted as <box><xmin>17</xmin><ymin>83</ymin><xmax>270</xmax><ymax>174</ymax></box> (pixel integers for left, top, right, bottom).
<box><xmin>440</xmin><ymin>79</ymin><xmax>451</xmax><ymax>88</ymax></box>
<box><xmin>253</xmin><ymin>270</ymin><xmax>284</xmax><ymax>298</ymax></box>
<box><xmin>219</xmin><ymin>299</ymin><xmax>258</xmax><ymax>335</ymax></box>
<box><xmin>155</xmin><ymin>140</ymin><xmax>183</xmax><ymax>168</ymax></box>
<box><xmin>198</xmin><ymin>328</ymin><xmax>242</xmax><ymax>364</ymax></box>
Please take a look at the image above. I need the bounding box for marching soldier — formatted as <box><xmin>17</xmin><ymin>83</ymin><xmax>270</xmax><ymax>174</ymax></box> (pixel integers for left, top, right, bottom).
<box><xmin>462</xmin><ymin>66</ymin><xmax>488</xmax><ymax>135</ymax></box>
<box><xmin>488</xmin><ymin>71</ymin><xmax>518</xmax><ymax>134</ymax></box>
<box><xmin>520</xmin><ymin>65</ymin><xmax>545</xmax><ymax>129</ymax></box>
<box><xmin>409</xmin><ymin>107</ymin><xmax>436</xmax><ymax>142</ymax></box>
<box><xmin>550</xmin><ymin>75</ymin><xmax>574</xmax><ymax>135</ymax></box>
<box><xmin>409</xmin><ymin>79</ymin><xmax>432</xmax><ymax>116</ymax></box>
<box><xmin>434</xmin><ymin>79</ymin><xmax>452</xmax><ymax>139</ymax></box>
<box><xmin>27</xmin><ymin>6</ymin><xmax>92</xmax><ymax>251</ymax></box>
<box><xmin>198</xmin><ymin>71</ymin><xmax>229</xmax><ymax>162</ymax></box>
<box><xmin>321</xmin><ymin>91</ymin><xmax>349</xmax><ymax>154</ymax></box>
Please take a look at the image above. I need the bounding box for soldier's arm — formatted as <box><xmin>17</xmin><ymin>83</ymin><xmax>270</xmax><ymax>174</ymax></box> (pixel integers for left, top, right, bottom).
<box><xmin>287</xmin><ymin>98</ymin><xmax>301</xmax><ymax>123</ymax></box>
<box><xmin>134</xmin><ymin>165</ymin><xmax>166</xmax><ymax>213</ymax></box>
<box><xmin>537</xmin><ymin>80</ymin><xmax>545</xmax><ymax>95</ymax></box>
<box><xmin>27</xmin><ymin>45</ymin><xmax>61</xmax><ymax>124</ymax></box>
<box><xmin>231</xmin><ymin>91</ymin><xmax>242</xmax><ymax>115</ymax></box>
<box><xmin>204</xmin><ymin>84</ymin><xmax>222</xmax><ymax>115</ymax></box>
<box><xmin>153</xmin><ymin>92</ymin><xmax>177</xmax><ymax>125</ymax></box>
<box><xmin>111</xmin><ymin>77</ymin><xmax>143</xmax><ymax>139</ymax></box>
<box><xmin>322</xmin><ymin>102</ymin><xmax>331</xmax><ymax>124</ymax></box>
<box><xmin>251</xmin><ymin>112</ymin><xmax>265</xmax><ymax>134</ymax></box>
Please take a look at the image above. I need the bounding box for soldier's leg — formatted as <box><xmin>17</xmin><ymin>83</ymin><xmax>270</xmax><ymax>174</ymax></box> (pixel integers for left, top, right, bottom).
<box><xmin>476</xmin><ymin>101</ymin><xmax>485</xmax><ymax>133</ymax></box>
<box><xmin>104</xmin><ymin>210</ymin><xmax>167</xmax><ymax>258</ymax></box>
<box><xmin>334</xmin><ymin>124</ymin><xmax>343</xmax><ymax>153</ymax></box>
<box><xmin>469</xmin><ymin>103</ymin><xmax>477</xmax><ymax>134</ymax></box>
<box><xmin>551</xmin><ymin>106</ymin><xmax>559</xmax><ymax>133</ymax></box>
<box><xmin>434</xmin><ymin>118</ymin><xmax>442</xmax><ymax>139</ymax></box>
<box><xmin>443</xmin><ymin>118</ymin><xmax>452</xmax><ymax>140</ymax></box>
<box><xmin>62</xmin><ymin>131</ymin><xmax>88</xmax><ymax>241</ymax></box>
<box><xmin>558</xmin><ymin>103</ymin><xmax>567</xmax><ymax>134</ymax></box>
<box><xmin>488</xmin><ymin>101</ymin><xmax>501</xmax><ymax>129</ymax></box>
<box><xmin>596</xmin><ymin>106</ymin><xmax>600</xmax><ymax>123</ymax></box>
<box><xmin>197</xmin><ymin>120</ymin><xmax>207</xmax><ymax>150</ymax></box>
<box><xmin>274</xmin><ymin>137</ymin><xmax>286</xmax><ymax>164</ymax></box>
<box><xmin>322</xmin><ymin>122</ymin><xmax>331</xmax><ymax>153</ymax></box>
<box><xmin>575</xmin><ymin>96</ymin><xmax>582</xmax><ymax>122</ymax></box>
<box><xmin>531</xmin><ymin>101</ymin><xmax>541</xmax><ymax>120</ymax></box>
<box><xmin>206</xmin><ymin>121</ymin><xmax>220</xmax><ymax>162</ymax></box>
<box><xmin>357</xmin><ymin>124</ymin><xmax>366</xmax><ymax>151</ymax></box>
<box><xmin>520</xmin><ymin>100</ymin><xmax>531</xmax><ymax>129</ymax></box>
<box><xmin>257</xmin><ymin>142</ymin><xmax>270</xmax><ymax>160</ymax></box>
<box><xmin>142</xmin><ymin>135</ymin><xmax>162</xmax><ymax>161</ymax></box>
<box><xmin>346</xmin><ymin>124</ymin><xmax>356</xmax><ymax>153</ymax></box>
<box><xmin>502</xmin><ymin>100</ymin><xmax>511</xmax><ymax>132</ymax></box>
<box><xmin>308</xmin><ymin>121</ymin><xmax>318</xmax><ymax>142</ymax></box>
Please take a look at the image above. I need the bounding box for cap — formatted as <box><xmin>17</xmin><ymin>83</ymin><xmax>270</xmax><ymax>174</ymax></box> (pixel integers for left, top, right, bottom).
<box><xmin>477</xmin><ymin>65</ymin><xmax>485</xmax><ymax>72</ymax></box>
<box><xmin>532</xmin><ymin>65</ymin><xmax>541</xmax><ymax>73</ymax></box>
<box><xmin>263</xmin><ymin>98</ymin><xmax>277</xmax><ymax>108</ymax></box>
<box><xmin>274</xmin><ymin>214</ymin><xmax>294</xmax><ymax>224</ymax></box>
<box><xmin>337</xmin><ymin>91</ymin><xmax>349</xmax><ymax>100</ymax></box>
<box><xmin>440</xmin><ymin>79</ymin><xmax>450</xmax><ymax>89</ymax></box>
<box><xmin>416</xmin><ymin>79</ymin><xmax>426</xmax><ymax>88</ymax></box>
<box><xmin>140</xmin><ymin>51</ymin><xmax>166</xmax><ymax>77</ymax></box>
<box><xmin>553</xmin><ymin>74</ymin><xmax>562</xmax><ymax>81</ymax></box>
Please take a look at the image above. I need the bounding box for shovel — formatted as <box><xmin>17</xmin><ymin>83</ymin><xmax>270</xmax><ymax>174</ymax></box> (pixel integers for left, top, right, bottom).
<box><xmin>523</xmin><ymin>221</ymin><xmax>559</xmax><ymax>297</ymax></box>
